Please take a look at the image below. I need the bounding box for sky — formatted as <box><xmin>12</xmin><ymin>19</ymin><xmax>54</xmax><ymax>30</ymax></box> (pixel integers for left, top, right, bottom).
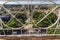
<box><xmin>0</xmin><ymin>0</ymin><xmax>60</xmax><ymax>4</ymax></box>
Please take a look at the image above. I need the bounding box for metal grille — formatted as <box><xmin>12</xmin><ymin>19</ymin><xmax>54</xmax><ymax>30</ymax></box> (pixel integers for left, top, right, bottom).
<box><xmin>0</xmin><ymin>0</ymin><xmax>59</xmax><ymax>36</ymax></box>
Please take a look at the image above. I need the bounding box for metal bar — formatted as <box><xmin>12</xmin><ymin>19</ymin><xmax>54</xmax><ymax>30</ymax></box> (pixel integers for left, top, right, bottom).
<box><xmin>35</xmin><ymin>6</ymin><xmax>59</xmax><ymax>26</ymax></box>
<box><xmin>0</xmin><ymin>5</ymin><xmax>24</xmax><ymax>25</ymax></box>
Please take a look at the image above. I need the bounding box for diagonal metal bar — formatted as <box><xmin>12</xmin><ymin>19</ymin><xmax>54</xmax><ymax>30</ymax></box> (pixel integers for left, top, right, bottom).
<box><xmin>35</xmin><ymin>6</ymin><xmax>59</xmax><ymax>26</ymax></box>
<box><xmin>53</xmin><ymin>12</ymin><xmax>60</xmax><ymax>34</ymax></box>
<box><xmin>0</xmin><ymin>18</ymin><xmax>5</xmax><ymax>35</ymax></box>
<box><xmin>31</xmin><ymin>4</ymin><xmax>53</xmax><ymax>24</ymax></box>
<box><xmin>45</xmin><ymin>9</ymin><xmax>60</xmax><ymax>29</ymax></box>
<box><xmin>6</xmin><ymin>17</ymin><xmax>13</xmax><ymax>24</ymax></box>
<box><xmin>0</xmin><ymin>4</ymin><xmax>27</xmax><ymax>29</ymax></box>
<box><xmin>0</xmin><ymin>5</ymin><xmax>24</xmax><ymax>25</ymax></box>
<box><xmin>37</xmin><ymin>5</ymin><xmax>53</xmax><ymax>24</ymax></box>
<box><xmin>7</xmin><ymin>5</ymin><xmax>28</xmax><ymax>24</ymax></box>
<box><xmin>0</xmin><ymin>17</ymin><xmax>13</xmax><ymax>28</ymax></box>
<box><xmin>6</xmin><ymin>5</ymin><xmax>25</xmax><ymax>24</ymax></box>
<box><xmin>53</xmin><ymin>21</ymin><xmax>59</xmax><ymax>34</ymax></box>
<box><xmin>1</xmin><ymin>5</ymin><xmax>29</xmax><ymax>29</ymax></box>
<box><xmin>0</xmin><ymin>16</ymin><xmax>24</xmax><ymax>29</ymax></box>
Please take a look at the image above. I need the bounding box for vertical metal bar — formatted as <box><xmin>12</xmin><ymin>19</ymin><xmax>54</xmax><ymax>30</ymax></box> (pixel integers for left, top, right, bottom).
<box><xmin>30</xmin><ymin>0</ymin><xmax>33</xmax><ymax>20</ymax></box>
<box><xmin>21</xmin><ymin>29</ymin><xmax>22</xmax><ymax>34</ymax></box>
<box><xmin>46</xmin><ymin>29</ymin><xmax>48</xmax><ymax>34</ymax></box>
<box><xmin>54</xmin><ymin>22</ymin><xmax>58</xmax><ymax>34</ymax></box>
<box><xmin>3</xmin><ymin>29</ymin><xmax>5</xmax><ymax>35</ymax></box>
<box><xmin>12</xmin><ymin>29</ymin><xmax>13</xmax><ymax>35</ymax></box>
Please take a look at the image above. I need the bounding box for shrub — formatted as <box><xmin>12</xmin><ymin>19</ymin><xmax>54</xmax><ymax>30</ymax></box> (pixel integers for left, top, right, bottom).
<box><xmin>32</xmin><ymin>11</ymin><xmax>57</xmax><ymax>28</ymax></box>
<box><xmin>7</xmin><ymin>19</ymin><xmax>22</xmax><ymax>28</ymax></box>
<box><xmin>16</xmin><ymin>12</ymin><xmax>27</xmax><ymax>24</ymax></box>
